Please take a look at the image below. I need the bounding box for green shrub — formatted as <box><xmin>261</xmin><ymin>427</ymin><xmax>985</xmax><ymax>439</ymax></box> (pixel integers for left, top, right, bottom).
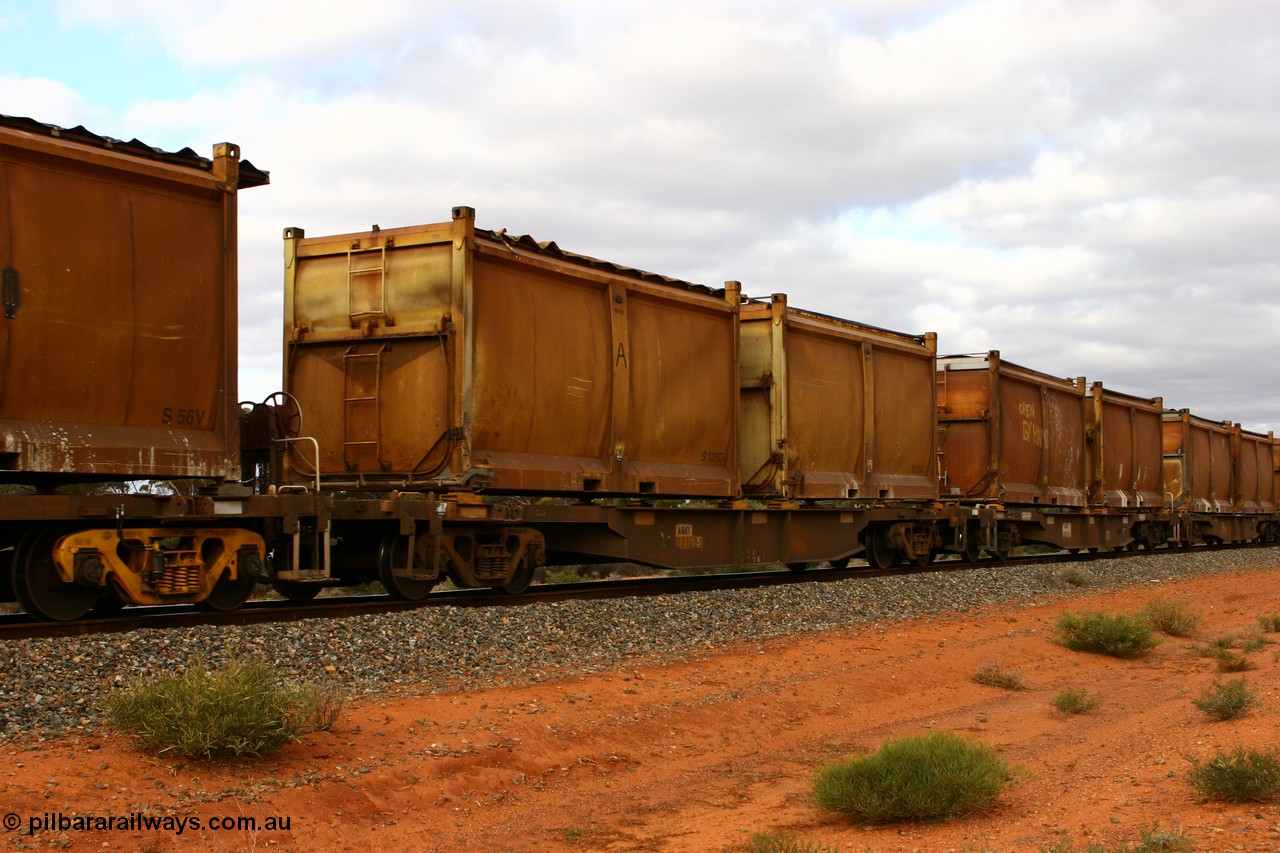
<box><xmin>1050</xmin><ymin>688</ymin><xmax>1099</xmax><ymax>715</ymax></box>
<box><xmin>972</xmin><ymin>662</ymin><xmax>1027</xmax><ymax>691</ymax></box>
<box><xmin>1213</xmin><ymin>650</ymin><xmax>1256</xmax><ymax>672</ymax></box>
<box><xmin>812</xmin><ymin>730</ymin><xmax>1017</xmax><ymax>823</ymax></box>
<box><xmin>1196</xmin><ymin>632</ymin><xmax>1267</xmax><ymax>657</ymax></box>
<box><xmin>104</xmin><ymin>657</ymin><xmax>343</xmax><ymax>759</ymax></box>
<box><xmin>1188</xmin><ymin>746</ymin><xmax>1280</xmax><ymax>802</ymax></box>
<box><xmin>536</xmin><ymin>567</ymin><xmax>589</xmax><ymax>585</ymax></box>
<box><xmin>1039</xmin><ymin>824</ymin><xmax>1192</xmax><ymax>852</ymax></box>
<box><xmin>1192</xmin><ymin>634</ymin><xmax>1237</xmax><ymax>657</ymax></box>
<box><xmin>1053</xmin><ymin>611</ymin><xmax>1159</xmax><ymax>659</ymax></box>
<box><xmin>1258</xmin><ymin>613</ymin><xmax>1280</xmax><ymax>632</ymax></box>
<box><xmin>748</xmin><ymin>831</ymin><xmax>836</xmax><ymax>853</ymax></box>
<box><xmin>1139</xmin><ymin>595</ymin><xmax>1200</xmax><ymax>638</ymax></box>
<box><xmin>1193</xmin><ymin>678</ymin><xmax>1258</xmax><ymax>721</ymax></box>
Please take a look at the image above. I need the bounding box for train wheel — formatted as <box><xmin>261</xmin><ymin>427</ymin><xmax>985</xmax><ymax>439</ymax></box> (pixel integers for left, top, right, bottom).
<box><xmin>377</xmin><ymin>533</ymin><xmax>436</xmax><ymax>601</ymax></box>
<box><xmin>271</xmin><ymin>580</ymin><xmax>322</xmax><ymax>602</ymax></box>
<box><xmin>863</xmin><ymin>527</ymin><xmax>896</xmax><ymax>571</ymax></box>
<box><xmin>12</xmin><ymin>527</ymin><xmax>98</xmax><ymax>622</ymax></box>
<box><xmin>786</xmin><ymin>561</ymin><xmax>812</xmax><ymax>572</ymax></box>
<box><xmin>503</xmin><ymin>557</ymin><xmax>535</xmax><ymax>595</ymax></box>
<box><xmin>199</xmin><ymin>570</ymin><xmax>257</xmax><ymax>611</ymax></box>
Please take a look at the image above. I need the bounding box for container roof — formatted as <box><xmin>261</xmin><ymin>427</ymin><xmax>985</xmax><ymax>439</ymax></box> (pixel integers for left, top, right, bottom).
<box><xmin>0</xmin><ymin>114</ymin><xmax>269</xmax><ymax>189</ymax></box>
<box><xmin>477</xmin><ymin>227</ymin><xmax>725</xmax><ymax>296</ymax></box>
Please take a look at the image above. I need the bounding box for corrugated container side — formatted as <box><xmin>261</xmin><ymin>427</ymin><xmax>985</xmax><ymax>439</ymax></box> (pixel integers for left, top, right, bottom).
<box><xmin>738</xmin><ymin>295</ymin><xmax>937</xmax><ymax>501</ymax></box>
<box><xmin>936</xmin><ymin>352</ymin><xmax>1089</xmax><ymax>506</ymax></box>
<box><xmin>1273</xmin><ymin>437</ymin><xmax>1280</xmax><ymax>509</ymax></box>
<box><xmin>1235</xmin><ymin>427</ymin><xmax>1276</xmax><ymax>514</ymax></box>
<box><xmin>1161</xmin><ymin>410</ymin><xmax>1234</xmax><ymax>512</ymax></box>
<box><xmin>283</xmin><ymin>207</ymin><xmax>740</xmax><ymax>497</ymax></box>
<box><xmin>1087</xmin><ymin>383</ymin><xmax>1164</xmax><ymax>508</ymax></box>
<box><xmin>0</xmin><ymin>123</ymin><xmax>259</xmax><ymax>481</ymax></box>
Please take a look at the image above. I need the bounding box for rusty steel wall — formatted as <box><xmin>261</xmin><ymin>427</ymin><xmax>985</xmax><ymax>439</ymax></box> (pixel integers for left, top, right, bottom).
<box><xmin>936</xmin><ymin>352</ymin><xmax>1089</xmax><ymax>506</ymax></box>
<box><xmin>1162</xmin><ymin>410</ymin><xmax>1234</xmax><ymax>512</ymax></box>
<box><xmin>283</xmin><ymin>207</ymin><xmax>740</xmax><ymax>497</ymax></box>
<box><xmin>1087</xmin><ymin>383</ymin><xmax>1164</xmax><ymax>508</ymax></box>
<box><xmin>1236</xmin><ymin>427</ymin><xmax>1276</xmax><ymax>514</ymax></box>
<box><xmin>0</xmin><ymin>121</ymin><xmax>262</xmax><ymax>481</ymax></box>
<box><xmin>738</xmin><ymin>295</ymin><xmax>937</xmax><ymax>501</ymax></box>
<box><xmin>1273</xmin><ymin>438</ymin><xmax>1280</xmax><ymax>510</ymax></box>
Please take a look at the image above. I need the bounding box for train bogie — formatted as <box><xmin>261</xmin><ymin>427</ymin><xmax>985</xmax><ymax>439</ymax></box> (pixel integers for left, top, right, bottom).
<box><xmin>739</xmin><ymin>295</ymin><xmax>938</xmax><ymax>501</ymax></box>
<box><xmin>282</xmin><ymin>208</ymin><xmax>741</xmax><ymax>498</ymax></box>
<box><xmin>0</xmin><ymin>117</ymin><xmax>267</xmax><ymax>483</ymax></box>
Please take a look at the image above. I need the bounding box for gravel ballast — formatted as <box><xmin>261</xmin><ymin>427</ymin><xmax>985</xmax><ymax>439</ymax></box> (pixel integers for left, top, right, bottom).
<box><xmin>3</xmin><ymin>548</ymin><xmax>1278</xmax><ymax>741</ymax></box>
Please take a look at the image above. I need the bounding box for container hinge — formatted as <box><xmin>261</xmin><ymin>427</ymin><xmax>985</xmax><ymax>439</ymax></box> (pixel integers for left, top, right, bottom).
<box><xmin>2</xmin><ymin>268</ymin><xmax>17</xmax><ymax>319</ymax></box>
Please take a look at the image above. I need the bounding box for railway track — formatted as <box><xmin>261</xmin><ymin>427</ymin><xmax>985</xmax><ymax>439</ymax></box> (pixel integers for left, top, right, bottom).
<box><xmin>0</xmin><ymin>546</ymin><xmax>1168</xmax><ymax>641</ymax></box>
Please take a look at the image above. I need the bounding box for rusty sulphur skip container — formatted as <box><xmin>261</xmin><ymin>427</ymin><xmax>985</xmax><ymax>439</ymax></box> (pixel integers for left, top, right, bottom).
<box><xmin>935</xmin><ymin>352</ymin><xmax>1089</xmax><ymax>506</ymax></box>
<box><xmin>1086</xmin><ymin>382</ymin><xmax>1164</xmax><ymax>508</ymax></box>
<box><xmin>0</xmin><ymin>116</ymin><xmax>267</xmax><ymax>482</ymax></box>
<box><xmin>1161</xmin><ymin>409</ymin><xmax>1235</xmax><ymax>513</ymax></box>
<box><xmin>1162</xmin><ymin>409</ymin><xmax>1276</xmax><ymax>514</ymax></box>
<box><xmin>282</xmin><ymin>207</ymin><xmax>741</xmax><ymax>497</ymax></box>
<box><xmin>1236</xmin><ymin>426</ymin><xmax>1277</xmax><ymax>514</ymax></box>
<box><xmin>738</xmin><ymin>294</ymin><xmax>938</xmax><ymax>501</ymax></box>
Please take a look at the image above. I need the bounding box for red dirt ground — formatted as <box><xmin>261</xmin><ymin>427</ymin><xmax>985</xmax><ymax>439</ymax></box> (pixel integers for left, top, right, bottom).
<box><xmin>4</xmin><ymin>564</ymin><xmax>1280</xmax><ymax>852</ymax></box>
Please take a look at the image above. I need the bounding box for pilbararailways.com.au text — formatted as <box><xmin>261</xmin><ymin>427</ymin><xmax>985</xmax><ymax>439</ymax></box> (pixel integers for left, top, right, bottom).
<box><xmin>8</xmin><ymin>811</ymin><xmax>292</xmax><ymax>836</ymax></box>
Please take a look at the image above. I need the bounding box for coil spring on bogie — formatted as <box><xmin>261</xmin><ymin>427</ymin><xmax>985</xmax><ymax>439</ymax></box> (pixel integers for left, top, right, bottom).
<box><xmin>473</xmin><ymin>546</ymin><xmax>509</xmax><ymax>580</ymax></box>
<box><xmin>153</xmin><ymin>550</ymin><xmax>202</xmax><ymax>595</ymax></box>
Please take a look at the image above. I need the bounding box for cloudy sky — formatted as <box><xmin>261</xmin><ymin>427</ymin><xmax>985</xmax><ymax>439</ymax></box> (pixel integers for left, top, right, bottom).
<box><xmin>3</xmin><ymin>0</ymin><xmax>1278</xmax><ymax>432</ymax></box>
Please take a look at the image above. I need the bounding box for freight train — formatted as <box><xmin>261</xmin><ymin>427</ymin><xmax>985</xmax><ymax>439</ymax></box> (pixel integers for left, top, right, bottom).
<box><xmin>2</xmin><ymin>116</ymin><xmax>1277</xmax><ymax>621</ymax></box>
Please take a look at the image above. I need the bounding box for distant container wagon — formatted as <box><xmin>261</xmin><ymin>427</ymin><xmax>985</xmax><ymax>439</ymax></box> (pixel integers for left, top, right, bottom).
<box><xmin>738</xmin><ymin>294</ymin><xmax>938</xmax><ymax>501</ymax></box>
<box><xmin>1234</xmin><ymin>426</ymin><xmax>1276</xmax><ymax>514</ymax></box>
<box><xmin>0</xmin><ymin>116</ymin><xmax>267</xmax><ymax>481</ymax></box>
<box><xmin>1086</xmin><ymin>383</ymin><xmax>1164</xmax><ymax>508</ymax></box>
<box><xmin>1161</xmin><ymin>409</ymin><xmax>1234</xmax><ymax>513</ymax></box>
<box><xmin>282</xmin><ymin>207</ymin><xmax>741</xmax><ymax>497</ymax></box>
<box><xmin>935</xmin><ymin>352</ymin><xmax>1089</xmax><ymax>506</ymax></box>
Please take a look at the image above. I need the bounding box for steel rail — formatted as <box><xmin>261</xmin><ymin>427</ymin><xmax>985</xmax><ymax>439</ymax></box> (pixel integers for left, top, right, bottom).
<box><xmin>0</xmin><ymin>544</ymin><xmax>1195</xmax><ymax>641</ymax></box>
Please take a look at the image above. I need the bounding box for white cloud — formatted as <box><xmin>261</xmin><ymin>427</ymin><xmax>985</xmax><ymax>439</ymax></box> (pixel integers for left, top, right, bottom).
<box><xmin>11</xmin><ymin>0</ymin><xmax>1280</xmax><ymax>431</ymax></box>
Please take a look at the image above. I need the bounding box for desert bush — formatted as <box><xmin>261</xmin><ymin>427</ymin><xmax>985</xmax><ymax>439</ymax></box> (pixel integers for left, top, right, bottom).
<box><xmin>812</xmin><ymin>731</ymin><xmax>1017</xmax><ymax>823</ymax></box>
<box><xmin>1193</xmin><ymin>678</ymin><xmax>1259</xmax><ymax>721</ymax></box>
<box><xmin>1188</xmin><ymin>746</ymin><xmax>1280</xmax><ymax>802</ymax></box>
<box><xmin>1192</xmin><ymin>634</ymin><xmax>1234</xmax><ymax>657</ymax></box>
<box><xmin>748</xmin><ymin>831</ymin><xmax>836</xmax><ymax>853</ymax></box>
<box><xmin>1139</xmin><ymin>595</ymin><xmax>1200</xmax><ymax>638</ymax></box>
<box><xmin>1053</xmin><ymin>611</ymin><xmax>1158</xmax><ymax>659</ymax></box>
<box><xmin>1258</xmin><ymin>613</ymin><xmax>1280</xmax><ymax>632</ymax></box>
<box><xmin>1061</xmin><ymin>566</ymin><xmax>1096</xmax><ymax>587</ymax></box>
<box><xmin>104</xmin><ymin>657</ymin><xmax>343</xmax><ymax>759</ymax></box>
<box><xmin>1050</xmin><ymin>688</ymin><xmax>1099</xmax><ymax>715</ymax></box>
<box><xmin>972</xmin><ymin>662</ymin><xmax>1027</xmax><ymax>691</ymax></box>
<box><xmin>1195</xmin><ymin>632</ymin><xmax>1267</xmax><ymax>657</ymax></box>
<box><xmin>536</xmin><ymin>567</ymin><xmax>589</xmax><ymax>585</ymax></box>
<box><xmin>1213</xmin><ymin>650</ymin><xmax>1256</xmax><ymax>672</ymax></box>
<box><xmin>1039</xmin><ymin>824</ymin><xmax>1192</xmax><ymax>852</ymax></box>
